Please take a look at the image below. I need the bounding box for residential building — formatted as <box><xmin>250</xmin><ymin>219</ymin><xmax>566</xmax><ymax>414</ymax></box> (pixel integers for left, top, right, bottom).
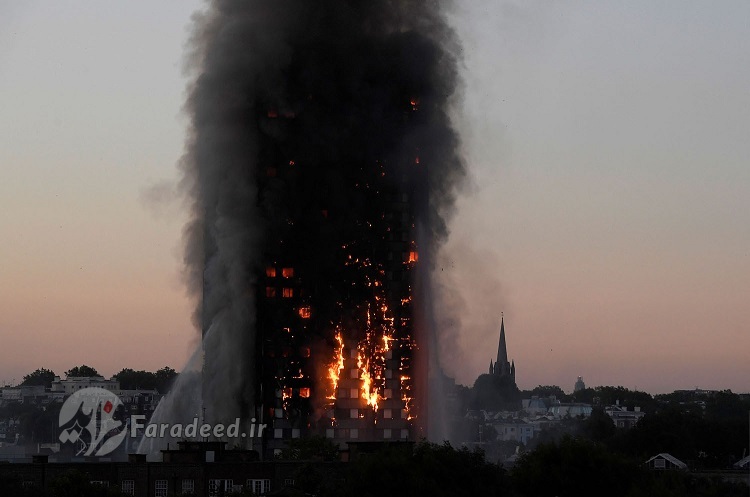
<box><xmin>646</xmin><ymin>453</ymin><xmax>688</xmax><ymax>471</ymax></box>
<box><xmin>605</xmin><ymin>404</ymin><xmax>645</xmax><ymax>429</ymax></box>
<box><xmin>50</xmin><ymin>376</ymin><xmax>120</xmax><ymax>395</ymax></box>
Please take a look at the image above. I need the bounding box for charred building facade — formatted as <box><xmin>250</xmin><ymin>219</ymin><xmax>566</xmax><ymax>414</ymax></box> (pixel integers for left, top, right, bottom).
<box><xmin>187</xmin><ymin>2</ymin><xmax>463</xmax><ymax>457</ymax></box>
<box><xmin>256</xmin><ymin>103</ymin><xmax>425</xmax><ymax>451</ymax></box>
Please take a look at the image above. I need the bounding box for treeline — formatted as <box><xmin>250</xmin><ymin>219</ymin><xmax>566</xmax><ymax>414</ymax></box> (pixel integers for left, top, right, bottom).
<box><xmin>112</xmin><ymin>367</ymin><xmax>177</xmax><ymax>392</ymax></box>
<box><xmin>512</xmin><ymin>436</ymin><xmax>748</xmax><ymax>497</ymax></box>
<box><xmin>522</xmin><ymin>384</ymin><xmax>750</xmax><ymax>418</ymax></box>
<box><xmin>1</xmin><ymin>439</ymin><xmax>747</xmax><ymax>496</ymax></box>
<box><xmin>521</xmin><ymin>384</ymin><xmax>658</xmax><ymax>412</ymax></box>
<box><xmin>531</xmin><ymin>405</ymin><xmax>750</xmax><ymax>470</ymax></box>
<box><xmin>17</xmin><ymin>366</ymin><xmax>177</xmax><ymax>393</ymax></box>
<box><xmin>520</xmin><ymin>389</ymin><xmax>750</xmax><ymax>470</ymax></box>
<box><xmin>3</xmin><ymin>366</ymin><xmax>177</xmax><ymax>445</ymax></box>
<box><xmin>283</xmin><ymin>438</ymin><xmax>748</xmax><ymax>496</ymax></box>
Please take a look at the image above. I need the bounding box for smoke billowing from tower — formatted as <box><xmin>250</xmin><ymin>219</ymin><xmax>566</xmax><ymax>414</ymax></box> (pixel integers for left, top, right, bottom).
<box><xmin>154</xmin><ymin>0</ymin><xmax>465</xmax><ymax>451</ymax></box>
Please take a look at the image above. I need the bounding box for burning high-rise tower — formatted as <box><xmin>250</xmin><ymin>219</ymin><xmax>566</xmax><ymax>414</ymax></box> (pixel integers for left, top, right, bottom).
<box><xmin>175</xmin><ymin>0</ymin><xmax>464</xmax><ymax>457</ymax></box>
<box><xmin>257</xmin><ymin>142</ymin><xmax>423</xmax><ymax>451</ymax></box>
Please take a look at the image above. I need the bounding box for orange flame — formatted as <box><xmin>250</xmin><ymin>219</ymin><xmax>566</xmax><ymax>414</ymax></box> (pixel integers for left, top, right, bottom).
<box><xmin>400</xmin><ymin>371</ymin><xmax>415</xmax><ymax>420</ymax></box>
<box><xmin>358</xmin><ymin>353</ymin><xmax>381</xmax><ymax>412</ymax></box>
<box><xmin>324</xmin><ymin>251</ymin><xmax>416</xmax><ymax>423</ymax></box>
<box><xmin>327</xmin><ymin>332</ymin><xmax>345</xmax><ymax>400</ymax></box>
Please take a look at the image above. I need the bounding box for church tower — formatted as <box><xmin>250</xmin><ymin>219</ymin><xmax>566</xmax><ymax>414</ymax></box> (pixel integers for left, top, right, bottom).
<box><xmin>491</xmin><ymin>315</ymin><xmax>515</xmax><ymax>381</ymax></box>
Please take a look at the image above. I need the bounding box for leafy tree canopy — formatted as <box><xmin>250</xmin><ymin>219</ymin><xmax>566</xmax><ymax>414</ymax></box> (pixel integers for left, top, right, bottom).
<box><xmin>330</xmin><ymin>442</ymin><xmax>508</xmax><ymax>497</ymax></box>
<box><xmin>65</xmin><ymin>365</ymin><xmax>100</xmax><ymax>378</ymax></box>
<box><xmin>277</xmin><ymin>435</ymin><xmax>339</xmax><ymax>461</ymax></box>
<box><xmin>572</xmin><ymin>386</ymin><xmax>656</xmax><ymax>413</ymax></box>
<box><xmin>20</xmin><ymin>368</ymin><xmax>56</xmax><ymax>388</ymax></box>
<box><xmin>513</xmin><ymin>435</ymin><xmax>748</xmax><ymax>497</ymax></box>
<box><xmin>529</xmin><ymin>385</ymin><xmax>569</xmax><ymax>400</ymax></box>
<box><xmin>113</xmin><ymin>367</ymin><xmax>177</xmax><ymax>393</ymax></box>
<box><xmin>154</xmin><ymin>366</ymin><xmax>177</xmax><ymax>392</ymax></box>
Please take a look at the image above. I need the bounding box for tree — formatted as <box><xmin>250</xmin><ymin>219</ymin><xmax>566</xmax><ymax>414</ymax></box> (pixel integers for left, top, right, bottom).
<box><xmin>512</xmin><ymin>436</ymin><xmax>749</xmax><ymax>497</ymax></box>
<box><xmin>584</xmin><ymin>407</ymin><xmax>616</xmax><ymax>442</ymax></box>
<box><xmin>65</xmin><ymin>365</ymin><xmax>99</xmax><ymax>377</ymax></box>
<box><xmin>529</xmin><ymin>385</ymin><xmax>568</xmax><ymax>400</ymax></box>
<box><xmin>513</xmin><ymin>436</ymin><xmax>644</xmax><ymax>497</ymax></box>
<box><xmin>277</xmin><ymin>436</ymin><xmax>339</xmax><ymax>461</ymax></box>
<box><xmin>113</xmin><ymin>367</ymin><xmax>177</xmax><ymax>392</ymax></box>
<box><xmin>154</xmin><ymin>366</ymin><xmax>177</xmax><ymax>393</ymax></box>
<box><xmin>622</xmin><ymin>407</ymin><xmax>703</xmax><ymax>462</ymax></box>
<box><xmin>340</xmin><ymin>441</ymin><xmax>510</xmax><ymax>497</ymax></box>
<box><xmin>622</xmin><ymin>404</ymin><xmax>749</xmax><ymax>469</ymax></box>
<box><xmin>571</xmin><ymin>386</ymin><xmax>656</xmax><ymax>413</ymax></box>
<box><xmin>20</xmin><ymin>368</ymin><xmax>56</xmax><ymax>388</ymax></box>
<box><xmin>113</xmin><ymin>369</ymin><xmax>156</xmax><ymax>390</ymax></box>
<box><xmin>704</xmin><ymin>390</ymin><xmax>750</xmax><ymax>422</ymax></box>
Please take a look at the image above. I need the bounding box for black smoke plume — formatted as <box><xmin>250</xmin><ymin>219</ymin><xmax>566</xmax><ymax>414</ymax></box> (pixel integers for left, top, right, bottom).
<box><xmin>171</xmin><ymin>0</ymin><xmax>464</xmax><ymax>444</ymax></box>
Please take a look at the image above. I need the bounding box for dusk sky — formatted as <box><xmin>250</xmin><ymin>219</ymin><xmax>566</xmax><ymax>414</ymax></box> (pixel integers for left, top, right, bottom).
<box><xmin>2</xmin><ymin>1</ymin><xmax>748</xmax><ymax>394</ymax></box>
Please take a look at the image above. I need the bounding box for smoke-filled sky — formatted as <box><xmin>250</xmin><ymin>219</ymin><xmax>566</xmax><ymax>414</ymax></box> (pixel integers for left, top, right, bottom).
<box><xmin>1</xmin><ymin>1</ymin><xmax>748</xmax><ymax>394</ymax></box>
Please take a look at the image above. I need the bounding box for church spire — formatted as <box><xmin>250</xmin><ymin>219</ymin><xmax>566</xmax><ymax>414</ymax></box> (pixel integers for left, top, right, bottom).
<box><xmin>490</xmin><ymin>313</ymin><xmax>516</xmax><ymax>383</ymax></box>
<box><xmin>496</xmin><ymin>313</ymin><xmax>508</xmax><ymax>366</ymax></box>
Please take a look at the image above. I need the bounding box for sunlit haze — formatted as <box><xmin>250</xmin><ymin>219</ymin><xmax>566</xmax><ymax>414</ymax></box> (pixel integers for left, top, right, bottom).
<box><xmin>1</xmin><ymin>1</ymin><xmax>748</xmax><ymax>394</ymax></box>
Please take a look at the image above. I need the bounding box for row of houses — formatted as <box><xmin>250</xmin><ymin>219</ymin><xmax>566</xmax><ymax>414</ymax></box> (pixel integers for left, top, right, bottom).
<box><xmin>467</xmin><ymin>396</ymin><xmax>647</xmax><ymax>445</ymax></box>
<box><xmin>1</xmin><ymin>376</ymin><xmax>162</xmax><ymax>403</ymax></box>
<box><xmin>0</xmin><ymin>440</ymin><xmax>415</xmax><ymax>497</ymax></box>
<box><xmin>3</xmin><ymin>444</ymin><xmax>745</xmax><ymax>497</ymax></box>
<box><xmin>0</xmin><ymin>377</ymin><xmax>163</xmax><ymax>462</ymax></box>
<box><xmin>647</xmin><ymin>452</ymin><xmax>750</xmax><ymax>472</ymax></box>
<box><xmin>0</xmin><ymin>441</ymin><xmax>303</xmax><ymax>496</ymax></box>
<box><xmin>1</xmin><ymin>376</ymin><xmax>163</xmax><ymax>414</ymax></box>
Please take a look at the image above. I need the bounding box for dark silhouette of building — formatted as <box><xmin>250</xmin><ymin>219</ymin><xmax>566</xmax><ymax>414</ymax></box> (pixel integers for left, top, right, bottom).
<box><xmin>250</xmin><ymin>70</ymin><xmax>428</xmax><ymax>456</ymax></box>
<box><xmin>574</xmin><ymin>376</ymin><xmax>586</xmax><ymax>392</ymax></box>
<box><xmin>488</xmin><ymin>315</ymin><xmax>515</xmax><ymax>382</ymax></box>
<box><xmin>190</xmin><ymin>3</ymin><xmax>462</xmax><ymax>458</ymax></box>
<box><xmin>257</xmin><ymin>151</ymin><xmax>422</xmax><ymax>453</ymax></box>
<box><xmin>468</xmin><ymin>316</ymin><xmax>520</xmax><ymax>412</ymax></box>
<box><xmin>0</xmin><ymin>443</ymin><xmax>324</xmax><ymax>497</ymax></box>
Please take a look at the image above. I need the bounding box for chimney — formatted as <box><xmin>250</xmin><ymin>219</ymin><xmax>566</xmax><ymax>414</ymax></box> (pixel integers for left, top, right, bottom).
<box><xmin>128</xmin><ymin>453</ymin><xmax>147</xmax><ymax>463</ymax></box>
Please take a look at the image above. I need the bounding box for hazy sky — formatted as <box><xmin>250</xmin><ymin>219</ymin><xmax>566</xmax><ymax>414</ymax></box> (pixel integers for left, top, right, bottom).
<box><xmin>1</xmin><ymin>1</ymin><xmax>748</xmax><ymax>394</ymax></box>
